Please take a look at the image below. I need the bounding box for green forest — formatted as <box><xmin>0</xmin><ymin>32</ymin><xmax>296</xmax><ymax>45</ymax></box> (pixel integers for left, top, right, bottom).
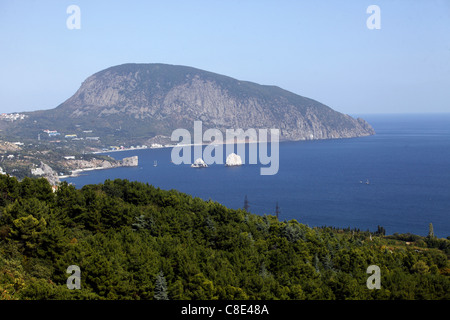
<box><xmin>0</xmin><ymin>175</ymin><xmax>449</xmax><ymax>300</ymax></box>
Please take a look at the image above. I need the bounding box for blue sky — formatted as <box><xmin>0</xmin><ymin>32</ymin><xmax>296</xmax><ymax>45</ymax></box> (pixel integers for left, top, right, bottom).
<box><xmin>0</xmin><ymin>0</ymin><xmax>449</xmax><ymax>115</ymax></box>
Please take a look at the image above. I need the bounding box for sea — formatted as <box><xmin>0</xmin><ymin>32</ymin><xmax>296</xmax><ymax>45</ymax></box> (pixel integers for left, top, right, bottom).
<box><xmin>62</xmin><ymin>114</ymin><xmax>450</xmax><ymax>238</ymax></box>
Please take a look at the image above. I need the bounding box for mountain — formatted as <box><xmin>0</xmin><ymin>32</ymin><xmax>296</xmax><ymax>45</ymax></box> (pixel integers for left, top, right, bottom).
<box><xmin>1</xmin><ymin>63</ymin><xmax>375</xmax><ymax>146</ymax></box>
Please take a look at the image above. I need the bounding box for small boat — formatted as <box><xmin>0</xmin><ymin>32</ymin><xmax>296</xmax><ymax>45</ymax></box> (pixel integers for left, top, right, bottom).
<box><xmin>153</xmin><ymin>160</ymin><xmax>157</xmax><ymax>167</ymax></box>
<box><xmin>365</xmin><ymin>179</ymin><xmax>370</xmax><ymax>185</ymax></box>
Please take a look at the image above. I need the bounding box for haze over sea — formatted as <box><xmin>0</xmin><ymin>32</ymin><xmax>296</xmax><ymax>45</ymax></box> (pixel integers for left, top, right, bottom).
<box><xmin>62</xmin><ymin>114</ymin><xmax>450</xmax><ymax>238</ymax></box>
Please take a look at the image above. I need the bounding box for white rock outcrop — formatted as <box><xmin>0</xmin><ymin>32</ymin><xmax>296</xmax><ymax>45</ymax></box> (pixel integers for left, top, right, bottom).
<box><xmin>31</xmin><ymin>162</ymin><xmax>60</xmax><ymax>185</ymax></box>
<box><xmin>191</xmin><ymin>158</ymin><xmax>208</xmax><ymax>168</ymax></box>
<box><xmin>121</xmin><ymin>156</ymin><xmax>139</xmax><ymax>167</ymax></box>
<box><xmin>225</xmin><ymin>153</ymin><xmax>243</xmax><ymax>166</ymax></box>
<box><xmin>31</xmin><ymin>167</ymin><xmax>45</xmax><ymax>176</ymax></box>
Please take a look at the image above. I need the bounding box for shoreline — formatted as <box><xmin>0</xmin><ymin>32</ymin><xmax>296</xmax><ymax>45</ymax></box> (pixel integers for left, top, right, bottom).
<box><xmin>91</xmin><ymin>139</ymin><xmax>272</xmax><ymax>155</ymax></box>
<box><xmin>59</xmin><ymin>156</ymin><xmax>138</xmax><ymax>180</ymax></box>
<box><xmin>65</xmin><ymin>140</ymin><xmax>264</xmax><ymax>179</ymax></box>
<box><xmin>63</xmin><ymin>140</ymin><xmax>259</xmax><ymax>179</ymax></box>
<box><xmin>67</xmin><ymin>135</ymin><xmax>368</xmax><ymax>178</ymax></box>
<box><xmin>90</xmin><ymin>132</ymin><xmax>374</xmax><ymax>157</ymax></box>
<box><xmin>59</xmin><ymin>165</ymin><xmax>121</xmax><ymax>179</ymax></box>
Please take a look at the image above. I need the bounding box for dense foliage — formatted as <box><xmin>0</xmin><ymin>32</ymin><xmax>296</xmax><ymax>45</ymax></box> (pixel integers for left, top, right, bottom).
<box><xmin>0</xmin><ymin>175</ymin><xmax>449</xmax><ymax>300</ymax></box>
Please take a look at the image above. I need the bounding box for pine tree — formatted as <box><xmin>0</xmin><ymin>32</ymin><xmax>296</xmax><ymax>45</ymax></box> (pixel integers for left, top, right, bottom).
<box><xmin>314</xmin><ymin>254</ymin><xmax>320</xmax><ymax>273</ymax></box>
<box><xmin>428</xmin><ymin>223</ymin><xmax>435</xmax><ymax>239</ymax></box>
<box><xmin>259</xmin><ymin>262</ymin><xmax>270</xmax><ymax>278</ymax></box>
<box><xmin>376</xmin><ymin>225</ymin><xmax>386</xmax><ymax>236</ymax></box>
<box><xmin>243</xmin><ymin>195</ymin><xmax>249</xmax><ymax>212</ymax></box>
<box><xmin>323</xmin><ymin>253</ymin><xmax>333</xmax><ymax>271</ymax></box>
<box><xmin>154</xmin><ymin>271</ymin><xmax>169</xmax><ymax>300</ymax></box>
<box><xmin>275</xmin><ymin>202</ymin><xmax>280</xmax><ymax>220</ymax></box>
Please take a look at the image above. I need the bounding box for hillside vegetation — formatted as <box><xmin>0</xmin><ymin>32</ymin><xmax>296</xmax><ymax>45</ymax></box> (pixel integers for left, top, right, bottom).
<box><xmin>0</xmin><ymin>175</ymin><xmax>449</xmax><ymax>300</ymax></box>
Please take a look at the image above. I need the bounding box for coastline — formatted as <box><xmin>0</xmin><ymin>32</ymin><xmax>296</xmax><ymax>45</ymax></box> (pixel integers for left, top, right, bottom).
<box><xmin>59</xmin><ymin>165</ymin><xmax>119</xmax><ymax>179</ymax></box>
<box><xmin>67</xmin><ymin>134</ymin><xmax>371</xmax><ymax>181</ymax></box>
<box><xmin>90</xmin><ymin>131</ymin><xmax>376</xmax><ymax>157</ymax></box>
<box><xmin>92</xmin><ymin>139</ymin><xmax>268</xmax><ymax>156</ymax></box>
<box><xmin>59</xmin><ymin>156</ymin><xmax>139</xmax><ymax>180</ymax></box>
<box><xmin>51</xmin><ymin>114</ymin><xmax>450</xmax><ymax>238</ymax></box>
<box><xmin>66</xmin><ymin>140</ymin><xmax>260</xmax><ymax>180</ymax></box>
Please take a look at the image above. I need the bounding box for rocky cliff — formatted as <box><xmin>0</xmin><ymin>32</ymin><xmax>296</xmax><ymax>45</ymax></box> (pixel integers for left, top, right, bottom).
<box><xmin>31</xmin><ymin>162</ymin><xmax>60</xmax><ymax>186</ymax></box>
<box><xmin>121</xmin><ymin>156</ymin><xmax>138</xmax><ymax>167</ymax></box>
<box><xmin>30</xmin><ymin>156</ymin><xmax>138</xmax><ymax>184</ymax></box>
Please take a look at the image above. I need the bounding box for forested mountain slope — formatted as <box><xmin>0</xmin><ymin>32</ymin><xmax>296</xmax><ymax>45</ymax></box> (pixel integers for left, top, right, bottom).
<box><xmin>0</xmin><ymin>176</ymin><xmax>448</xmax><ymax>300</ymax></box>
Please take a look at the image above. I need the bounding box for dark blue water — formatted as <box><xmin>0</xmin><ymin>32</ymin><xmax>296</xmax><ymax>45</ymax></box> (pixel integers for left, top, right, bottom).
<box><xmin>62</xmin><ymin>114</ymin><xmax>450</xmax><ymax>237</ymax></box>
